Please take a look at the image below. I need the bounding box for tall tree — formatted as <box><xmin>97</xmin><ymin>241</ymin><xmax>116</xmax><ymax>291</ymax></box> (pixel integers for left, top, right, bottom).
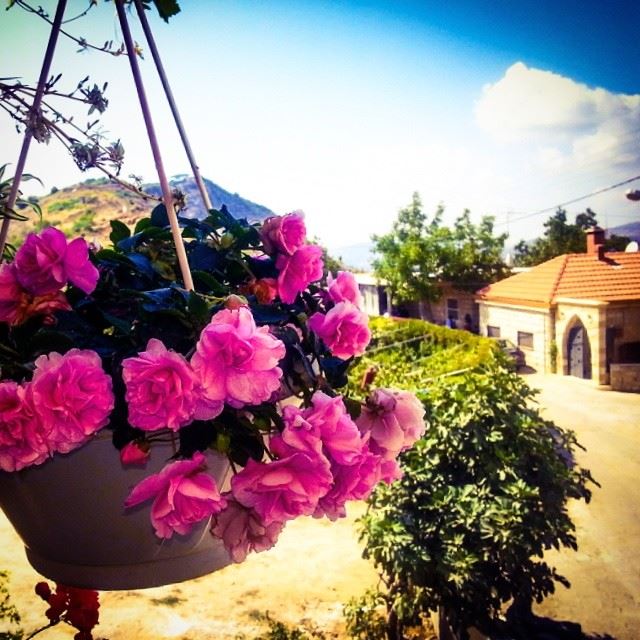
<box><xmin>514</xmin><ymin>207</ymin><xmax>629</xmax><ymax>266</ymax></box>
<box><xmin>371</xmin><ymin>193</ymin><xmax>508</xmax><ymax>306</ymax></box>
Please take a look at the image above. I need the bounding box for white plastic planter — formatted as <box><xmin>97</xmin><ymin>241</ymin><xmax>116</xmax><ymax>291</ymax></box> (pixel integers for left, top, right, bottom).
<box><xmin>0</xmin><ymin>434</ymin><xmax>231</xmax><ymax>590</ymax></box>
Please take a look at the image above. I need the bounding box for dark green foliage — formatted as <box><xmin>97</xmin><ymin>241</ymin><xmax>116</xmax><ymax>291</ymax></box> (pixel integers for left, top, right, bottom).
<box><xmin>358</xmin><ymin>365</ymin><xmax>595</xmax><ymax>639</ymax></box>
<box><xmin>514</xmin><ymin>207</ymin><xmax>629</xmax><ymax>266</ymax></box>
<box><xmin>152</xmin><ymin>0</ymin><xmax>181</xmax><ymax>22</ymax></box>
<box><xmin>372</xmin><ymin>193</ymin><xmax>508</xmax><ymax>305</ymax></box>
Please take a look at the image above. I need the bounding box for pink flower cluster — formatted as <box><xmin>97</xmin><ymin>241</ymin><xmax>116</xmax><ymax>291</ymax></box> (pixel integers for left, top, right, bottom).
<box><xmin>204</xmin><ymin>388</ymin><xmax>425</xmax><ymax>561</ymax></box>
<box><xmin>120</xmin><ymin>307</ymin><xmax>286</xmax><ymax>432</ymax></box>
<box><xmin>308</xmin><ymin>271</ymin><xmax>371</xmax><ymax>360</ymax></box>
<box><xmin>0</xmin><ymin>349</ymin><xmax>114</xmax><ymax>472</ymax></box>
<box><xmin>0</xmin><ymin>228</ymin><xmax>98</xmax><ymax>326</ymax></box>
<box><xmin>260</xmin><ymin>212</ymin><xmax>324</xmax><ymax>304</ymax></box>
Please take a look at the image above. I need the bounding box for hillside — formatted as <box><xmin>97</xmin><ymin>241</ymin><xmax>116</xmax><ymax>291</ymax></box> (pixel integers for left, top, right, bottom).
<box><xmin>609</xmin><ymin>221</ymin><xmax>640</xmax><ymax>243</ymax></box>
<box><xmin>9</xmin><ymin>175</ymin><xmax>275</xmax><ymax>247</ymax></box>
<box><xmin>144</xmin><ymin>174</ymin><xmax>274</xmax><ymax>222</ymax></box>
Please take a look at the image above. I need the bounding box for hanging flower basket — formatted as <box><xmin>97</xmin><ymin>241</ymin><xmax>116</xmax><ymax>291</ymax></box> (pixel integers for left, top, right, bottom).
<box><xmin>0</xmin><ymin>206</ymin><xmax>426</xmax><ymax>590</ymax></box>
<box><xmin>0</xmin><ymin>434</ymin><xmax>231</xmax><ymax>590</ymax></box>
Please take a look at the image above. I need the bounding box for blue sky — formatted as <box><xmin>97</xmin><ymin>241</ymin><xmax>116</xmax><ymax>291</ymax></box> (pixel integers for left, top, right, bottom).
<box><xmin>1</xmin><ymin>0</ymin><xmax>639</xmax><ymax>255</ymax></box>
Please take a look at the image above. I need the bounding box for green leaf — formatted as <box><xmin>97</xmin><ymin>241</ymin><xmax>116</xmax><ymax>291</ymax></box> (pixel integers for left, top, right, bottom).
<box><xmin>134</xmin><ymin>217</ymin><xmax>153</xmax><ymax>234</ymax></box>
<box><xmin>152</xmin><ymin>0</ymin><xmax>181</xmax><ymax>22</ymax></box>
<box><xmin>110</xmin><ymin>219</ymin><xmax>131</xmax><ymax>246</ymax></box>
<box><xmin>186</xmin><ymin>291</ymin><xmax>209</xmax><ymax>325</ymax></box>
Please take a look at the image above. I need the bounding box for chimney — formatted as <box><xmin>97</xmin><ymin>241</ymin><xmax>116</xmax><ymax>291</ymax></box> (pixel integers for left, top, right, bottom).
<box><xmin>585</xmin><ymin>226</ymin><xmax>605</xmax><ymax>257</ymax></box>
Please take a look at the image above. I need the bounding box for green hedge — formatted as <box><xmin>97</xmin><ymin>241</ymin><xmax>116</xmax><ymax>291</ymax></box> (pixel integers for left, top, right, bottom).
<box><xmin>350</xmin><ymin>317</ymin><xmax>497</xmax><ymax>396</ymax></box>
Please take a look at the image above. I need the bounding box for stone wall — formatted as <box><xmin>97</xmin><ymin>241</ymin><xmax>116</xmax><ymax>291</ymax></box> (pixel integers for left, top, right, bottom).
<box><xmin>610</xmin><ymin>364</ymin><xmax>640</xmax><ymax>393</ymax></box>
<box><xmin>478</xmin><ymin>302</ymin><xmax>551</xmax><ymax>372</ymax></box>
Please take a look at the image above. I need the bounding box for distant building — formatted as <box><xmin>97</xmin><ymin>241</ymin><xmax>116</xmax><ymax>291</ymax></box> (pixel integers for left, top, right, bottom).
<box><xmin>476</xmin><ymin>228</ymin><xmax>640</xmax><ymax>391</ymax></box>
<box><xmin>354</xmin><ymin>273</ymin><xmax>480</xmax><ymax>331</ymax></box>
<box><xmin>354</xmin><ymin>272</ymin><xmax>389</xmax><ymax>316</ymax></box>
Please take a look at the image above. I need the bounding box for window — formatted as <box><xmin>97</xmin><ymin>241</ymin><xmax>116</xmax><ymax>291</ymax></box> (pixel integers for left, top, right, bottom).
<box><xmin>517</xmin><ymin>331</ymin><xmax>534</xmax><ymax>349</ymax></box>
<box><xmin>447</xmin><ymin>298</ymin><xmax>459</xmax><ymax>322</ymax></box>
<box><xmin>487</xmin><ymin>325</ymin><xmax>500</xmax><ymax>338</ymax></box>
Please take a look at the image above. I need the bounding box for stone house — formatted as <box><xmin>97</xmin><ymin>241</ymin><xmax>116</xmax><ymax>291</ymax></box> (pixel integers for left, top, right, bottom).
<box><xmin>476</xmin><ymin>228</ymin><xmax>640</xmax><ymax>390</ymax></box>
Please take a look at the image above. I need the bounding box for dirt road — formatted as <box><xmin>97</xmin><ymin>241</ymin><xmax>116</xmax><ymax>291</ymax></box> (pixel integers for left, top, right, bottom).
<box><xmin>525</xmin><ymin>373</ymin><xmax>640</xmax><ymax>640</ymax></box>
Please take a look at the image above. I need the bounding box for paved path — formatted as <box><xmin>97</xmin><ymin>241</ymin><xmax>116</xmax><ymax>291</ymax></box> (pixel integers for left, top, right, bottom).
<box><xmin>523</xmin><ymin>373</ymin><xmax>640</xmax><ymax>640</ymax></box>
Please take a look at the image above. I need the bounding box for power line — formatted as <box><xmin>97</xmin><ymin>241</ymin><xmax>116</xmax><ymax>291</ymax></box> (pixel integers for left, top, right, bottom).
<box><xmin>494</xmin><ymin>174</ymin><xmax>640</xmax><ymax>227</ymax></box>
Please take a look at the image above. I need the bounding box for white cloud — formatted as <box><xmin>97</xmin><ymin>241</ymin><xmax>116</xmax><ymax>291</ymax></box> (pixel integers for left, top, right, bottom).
<box><xmin>474</xmin><ymin>62</ymin><xmax>640</xmax><ymax>173</ymax></box>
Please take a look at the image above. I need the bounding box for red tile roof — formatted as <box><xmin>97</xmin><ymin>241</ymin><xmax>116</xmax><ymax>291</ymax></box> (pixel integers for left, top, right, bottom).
<box><xmin>477</xmin><ymin>252</ymin><xmax>640</xmax><ymax>306</ymax></box>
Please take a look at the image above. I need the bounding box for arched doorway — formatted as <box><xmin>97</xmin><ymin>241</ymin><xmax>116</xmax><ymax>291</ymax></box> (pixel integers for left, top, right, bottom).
<box><xmin>567</xmin><ymin>320</ymin><xmax>592</xmax><ymax>379</ymax></box>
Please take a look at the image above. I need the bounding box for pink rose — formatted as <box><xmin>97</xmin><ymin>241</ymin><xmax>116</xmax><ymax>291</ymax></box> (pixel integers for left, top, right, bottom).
<box><xmin>314</xmin><ymin>449</ymin><xmax>381</xmax><ymax>520</ymax></box>
<box><xmin>260</xmin><ymin>212</ymin><xmax>306</xmax><ymax>256</ymax></box>
<box><xmin>191</xmin><ymin>307</ymin><xmax>286</xmax><ymax>408</ymax></box>
<box><xmin>119</xmin><ymin>441</ymin><xmax>150</xmax><ymax>466</ymax></box>
<box><xmin>231</xmin><ymin>452</ymin><xmax>332</xmax><ymax>525</ymax></box>
<box><xmin>308</xmin><ymin>301</ymin><xmax>371</xmax><ymax>359</ymax></box>
<box><xmin>122</xmin><ymin>338</ymin><xmax>221</xmax><ymax>432</ymax></box>
<box><xmin>125</xmin><ymin>452</ymin><xmax>227</xmax><ymax>539</ymax></box>
<box><xmin>327</xmin><ymin>271</ymin><xmax>363</xmax><ymax>308</ymax></box>
<box><xmin>0</xmin><ymin>263</ymin><xmax>70</xmax><ymax>326</ymax></box>
<box><xmin>29</xmin><ymin>349</ymin><xmax>114</xmax><ymax>455</ymax></box>
<box><xmin>0</xmin><ymin>264</ymin><xmax>24</xmax><ymax>325</ymax></box>
<box><xmin>276</xmin><ymin>244</ymin><xmax>324</xmax><ymax>304</ymax></box>
<box><xmin>304</xmin><ymin>392</ymin><xmax>365</xmax><ymax>466</ymax></box>
<box><xmin>63</xmin><ymin>237</ymin><xmax>100</xmax><ymax>293</ymax></box>
<box><xmin>270</xmin><ymin>393</ymin><xmax>364</xmax><ymax>467</ymax></box>
<box><xmin>211</xmin><ymin>495</ymin><xmax>284</xmax><ymax>563</ymax></box>
<box><xmin>14</xmin><ymin>228</ymin><xmax>98</xmax><ymax>295</ymax></box>
<box><xmin>269</xmin><ymin>404</ymin><xmax>323</xmax><ymax>458</ymax></box>
<box><xmin>376</xmin><ymin>457</ymin><xmax>403</xmax><ymax>484</ymax></box>
<box><xmin>0</xmin><ymin>381</ymin><xmax>49</xmax><ymax>471</ymax></box>
<box><xmin>357</xmin><ymin>389</ymin><xmax>425</xmax><ymax>459</ymax></box>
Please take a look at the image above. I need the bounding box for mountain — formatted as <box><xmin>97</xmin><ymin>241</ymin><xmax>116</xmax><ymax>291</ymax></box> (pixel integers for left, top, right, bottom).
<box><xmin>9</xmin><ymin>175</ymin><xmax>276</xmax><ymax>247</ymax></box>
<box><xmin>144</xmin><ymin>174</ymin><xmax>275</xmax><ymax>222</ymax></box>
<box><xmin>609</xmin><ymin>221</ymin><xmax>640</xmax><ymax>243</ymax></box>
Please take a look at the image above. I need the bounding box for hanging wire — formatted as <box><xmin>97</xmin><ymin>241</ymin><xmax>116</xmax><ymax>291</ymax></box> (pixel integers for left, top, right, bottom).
<box><xmin>493</xmin><ymin>174</ymin><xmax>640</xmax><ymax>228</ymax></box>
<box><xmin>114</xmin><ymin>0</ymin><xmax>194</xmax><ymax>291</ymax></box>
<box><xmin>364</xmin><ymin>333</ymin><xmax>433</xmax><ymax>355</ymax></box>
<box><xmin>0</xmin><ymin>0</ymin><xmax>67</xmax><ymax>259</ymax></box>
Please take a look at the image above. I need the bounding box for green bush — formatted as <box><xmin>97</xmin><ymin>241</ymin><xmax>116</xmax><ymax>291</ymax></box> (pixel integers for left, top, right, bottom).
<box><xmin>349</xmin><ymin>317</ymin><xmax>497</xmax><ymax>396</ymax></box>
<box><xmin>70</xmin><ymin>209</ymin><xmax>96</xmax><ymax>234</ymax></box>
<box><xmin>358</xmin><ymin>364</ymin><xmax>595</xmax><ymax>640</ymax></box>
<box><xmin>47</xmin><ymin>197</ymin><xmax>81</xmax><ymax>212</ymax></box>
<box><xmin>344</xmin><ymin>590</ymin><xmax>388</xmax><ymax>640</ymax></box>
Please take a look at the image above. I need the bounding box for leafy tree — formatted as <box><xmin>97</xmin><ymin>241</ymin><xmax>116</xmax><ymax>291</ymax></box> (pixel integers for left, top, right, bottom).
<box><xmin>371</xmin><ymin>193</ymin><xmax>508</xmax><ymax>308</ymax></box>
<box><xmin>514</xmin><ymin>207</ymin><xmax>629</xmax><ymax>266</ymax></box>
<box><xmin>358</xmin><ymin>364</ymin><xmax>595</xmax><ymax>640</ymax></box>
